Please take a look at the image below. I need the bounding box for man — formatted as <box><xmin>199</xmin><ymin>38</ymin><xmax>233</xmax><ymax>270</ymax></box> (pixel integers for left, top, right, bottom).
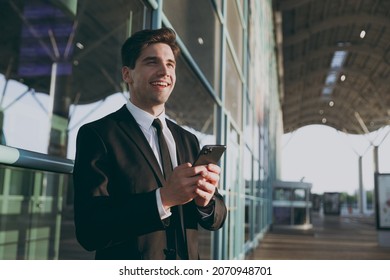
<box><xmin>73</xmin><ymin>27</ymin><xmax>227</xmax><ymax>260</ymax></box>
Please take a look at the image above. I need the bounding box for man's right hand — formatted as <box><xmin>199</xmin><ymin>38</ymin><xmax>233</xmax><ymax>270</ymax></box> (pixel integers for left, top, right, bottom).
<box><xmin>160</xmin><ymin>163</ymin><xmax>209</xmax><ymax>209</ymax></box>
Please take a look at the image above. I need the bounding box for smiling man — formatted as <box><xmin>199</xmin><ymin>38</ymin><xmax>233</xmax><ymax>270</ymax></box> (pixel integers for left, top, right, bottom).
<box><xmin>73</xmin><ymin>28</ymin><xmax>227</xmax><ymax>260</ymax></box>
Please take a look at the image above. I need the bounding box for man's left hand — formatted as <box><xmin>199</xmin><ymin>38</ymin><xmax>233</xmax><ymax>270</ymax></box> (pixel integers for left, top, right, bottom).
<box><xmin>194</xmin><ymin>164</ymin><xmax>220</xmax><ymax>207</ymax></box>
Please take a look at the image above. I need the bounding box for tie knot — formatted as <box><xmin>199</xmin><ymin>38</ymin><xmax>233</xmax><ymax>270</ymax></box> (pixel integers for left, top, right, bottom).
<box><xmin>152</xmin><ymin>118</ymin><xmax>163</xmax><ymax>132</ymax></box>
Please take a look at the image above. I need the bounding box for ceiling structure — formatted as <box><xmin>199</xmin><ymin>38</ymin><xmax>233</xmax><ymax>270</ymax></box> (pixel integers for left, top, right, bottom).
<box><xmin>1</xmin><ymin>0</ymin><xmax>390</xmax><ymax>135</ymax></box>
<box><xmin>274</xmin><ymin>0</ymin><xmax>390</xmax><ymax>134</ymax></box>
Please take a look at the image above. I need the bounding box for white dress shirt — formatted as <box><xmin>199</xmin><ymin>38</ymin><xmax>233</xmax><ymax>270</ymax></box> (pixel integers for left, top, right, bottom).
<box><xmin>126</xmin><ymin>100</ymin><xmax>176</xmax><ymax>219</ymax></box>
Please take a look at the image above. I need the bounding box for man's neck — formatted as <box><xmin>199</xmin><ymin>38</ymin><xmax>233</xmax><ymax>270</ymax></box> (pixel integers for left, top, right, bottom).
<box><xmin>129</xmin><ymin>99</ymin><xmax>164</xmax><ymax>117</ymax></box>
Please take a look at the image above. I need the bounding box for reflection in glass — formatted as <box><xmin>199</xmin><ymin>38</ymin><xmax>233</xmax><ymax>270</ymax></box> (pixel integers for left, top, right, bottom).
<box><xmin>225</xmin><ymin>47</ymin><xmax>242</xmax><ymax>128</ymax></box>
<box><xmin>244</xmin><ymin>146</ymin><xmax>252</xmax><ymax>196</ymax></box>
<box><xmin>0</xmin><ymin>166</ymin><xmax>69</xmax><ymax>259</ymax></box>
<box><xmin>226</xmin><ymin>0</ymin><xmax>243</xmax><ymax>66</ymax></box>
<box><xmin>294</xmin><ymin>189</ymin><xmax>306</xmax><ymax>201</ymax></box>
<box><xmin>274</xmin><ymin>188</ymin><xmax>292</xmax><ymax>201</ymax></box>
<box><xmin>166</xmin><ymin>55</ymin><xmax>216</xmax><ymax>145</ymax></box>
<box><xmin>163</xmin><ymin>0</ymin><xmax>221</xmax><ymax>94</ymax></box>
<box><xmin>226</xmin><ymin>124</ymin><xmax>240</xmax><ymax>258</ymax></box>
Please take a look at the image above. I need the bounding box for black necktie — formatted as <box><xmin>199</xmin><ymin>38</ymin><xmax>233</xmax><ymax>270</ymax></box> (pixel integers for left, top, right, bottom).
<box><xmin>152</xmin><ymin>119</ymin><xmax>172</xmax><ymax>179</ymax></box>
<box><xmin>152</xmin><ymin>119</ymin><xmax>187</xmax><ymax>259</ymax></box>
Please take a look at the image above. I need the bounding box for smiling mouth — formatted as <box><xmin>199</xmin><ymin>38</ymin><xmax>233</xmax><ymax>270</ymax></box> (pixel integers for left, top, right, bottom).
<box><xmin>150</xmin><ymin>81</ymin><xmax>171</xmax><ymax>87</ymax></box>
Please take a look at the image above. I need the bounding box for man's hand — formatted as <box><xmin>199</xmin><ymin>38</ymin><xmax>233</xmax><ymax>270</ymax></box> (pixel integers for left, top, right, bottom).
<box><xmin>160</xmin><ymin>163</ymin><xmax>210</xmax><ymax>209</ymax></box>
<box><xmin>194</xmin><ymin>164</ymin><xmax>220</xmax><ymax>207</ymax></box>
<box><xmin>160</xmin><ymin>163</ymin><xmax>221</xmax><ymax>209</ymax></box>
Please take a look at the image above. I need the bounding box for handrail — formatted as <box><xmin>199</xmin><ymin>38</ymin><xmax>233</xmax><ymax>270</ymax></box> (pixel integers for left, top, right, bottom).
<box><xmin>0</xmin><ymin>144</ymin><xmax>74</xmax><ymax>174</ymax></box>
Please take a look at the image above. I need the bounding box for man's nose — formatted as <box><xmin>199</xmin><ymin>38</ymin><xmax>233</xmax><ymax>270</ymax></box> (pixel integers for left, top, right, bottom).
<box><xmin>157</xmin><ymin>64</ymin><xmax>170</xmax><ymax>76</ymax></box>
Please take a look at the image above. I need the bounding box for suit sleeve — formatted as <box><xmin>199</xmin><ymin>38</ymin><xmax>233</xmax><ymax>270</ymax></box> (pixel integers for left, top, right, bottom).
<box><xmin>73</xmin><ymin>125</ymin><xmax>165</xmax><ymax>252</ymax></box>
<box><xmin>197</xmin><ymin>189</ymin><xmax>227</xmax><ymax>231</ymax></box>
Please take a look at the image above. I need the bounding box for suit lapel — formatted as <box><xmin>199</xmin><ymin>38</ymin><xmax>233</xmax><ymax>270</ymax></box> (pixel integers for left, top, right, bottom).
<box><xmin>115</xmin><ymin>106</ymin><xmax>165</xmax><ymax>185</ymax></box>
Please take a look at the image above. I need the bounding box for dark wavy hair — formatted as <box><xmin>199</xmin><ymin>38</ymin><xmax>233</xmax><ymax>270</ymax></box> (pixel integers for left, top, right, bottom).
<box><xmin>121</xmin><ymin>27</ymin><xmax>180</xmax><ymax>68</ymax></box>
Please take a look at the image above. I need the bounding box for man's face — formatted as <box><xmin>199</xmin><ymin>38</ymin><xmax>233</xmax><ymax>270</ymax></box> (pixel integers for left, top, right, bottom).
<box><xmin>123</xmin><ymin>43</ymin><xmax>176</xmax><ymax>115</ymax></box>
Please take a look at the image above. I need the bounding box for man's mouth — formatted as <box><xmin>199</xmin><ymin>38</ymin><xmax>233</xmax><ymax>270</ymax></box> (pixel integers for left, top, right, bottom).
<box><xmin>150</xmin><ymin>81</ymin><xmax>170</xmax><ymax>87</ymax></box>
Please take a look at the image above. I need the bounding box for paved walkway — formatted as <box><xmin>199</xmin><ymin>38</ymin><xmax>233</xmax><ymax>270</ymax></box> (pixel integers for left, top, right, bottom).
<box><xmin>246</xmin><ymin>212</ymin><xmax>390</xmax><ymax>260</ymax></box>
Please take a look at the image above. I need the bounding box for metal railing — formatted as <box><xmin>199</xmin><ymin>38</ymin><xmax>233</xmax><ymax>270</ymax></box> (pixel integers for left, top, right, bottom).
<box><xmin>0</xmin><ymin>144</ymin><xmax>74</xmax><ymax>174</ymax></box>
<box><xmin>0</xmin><ymin>144</ymin><xmax>83</xmax><ymax>260</ymax></box>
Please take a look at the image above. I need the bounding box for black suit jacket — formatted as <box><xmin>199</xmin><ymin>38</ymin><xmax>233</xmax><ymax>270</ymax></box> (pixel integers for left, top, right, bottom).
<box><xmin>73</xmin><ymin>105</ymin><xmax>227</xmax><ymax>259</ymax></box>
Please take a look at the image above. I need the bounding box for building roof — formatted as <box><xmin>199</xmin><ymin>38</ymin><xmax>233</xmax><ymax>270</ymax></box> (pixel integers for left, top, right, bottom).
<box><xmin>274</xmin><ymin>0</ymin><xmax>390</xmax><ymax>134</ymax></box>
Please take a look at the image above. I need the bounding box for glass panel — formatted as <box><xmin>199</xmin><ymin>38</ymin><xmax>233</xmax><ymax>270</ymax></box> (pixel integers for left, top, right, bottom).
<box><xmin>294</xmin><ymin>189</ymin><xmax>306</xmax><ymax>201</ymax></box>
<box><xmin>0</xmin><ymin>0</ymin><xmax>150</xmax><ymax>155</ymax></box>
<box><xmin>244</xmin><ymin>98</ymin><xmax>254</xmax><ymax>148</ymax></box>
<box><xmin>225</xmin><ymin>124</ymin><xmax>240</xmax><ymax>259</ymax></box>
<box><xmin>244</xmin><ymin>147</ymin><xmax>252</xmax><ymax>196</ymax></box>
<box><xmin>225</xmin><ymin>47</ymin><xmax>242</xmax><ymax>128</ymax></box>
<box><xmin>8</xmin><ymin>169</ymin><xmax>34</xmax><ymax>196</ymax></box>
<box><xmin>293</xmin><ymin>208</ymin><xmax>307</xmax><ymax>225</ymax></box>
<box><xmin>166</xmin><ymin>55</ymin><xmax>216</xmax><ymax>145</ymax></box>
<box><xmin>253</xmin><ymin>160</ymin><xmax>261</xmax><ymax>233</ymax></box>
<box><xmin>163</xmin><ymin>0</ymin><xmax>221</xmax><ymax>94</ymax></box>
<box><xmin>245</xmin><ymin>198</ymin><xmax>251</xmax><ymax>242</ymax></box>
<box><xmin>253</xmin><ymin>123</ymin><xmax>259</xmax><ymax>160</ymax></box>
<box><xmin>274</xmin><ymin>188</ymin><xmax>292</xmax><ymax>201</ymax></box>
<box><xmin>0</xmin><ymin>165</ymin><xmax>76</xmax><ymax>259</ymax></box>
<box><xmin>244</xmin><ymin>146</ymin><xmax>252</xmax><ymax>243</ymax></box>
<box><xmin>226</xmin><ymin>0</ymin><xmax>243</xmax><ymax>66</ymax></box>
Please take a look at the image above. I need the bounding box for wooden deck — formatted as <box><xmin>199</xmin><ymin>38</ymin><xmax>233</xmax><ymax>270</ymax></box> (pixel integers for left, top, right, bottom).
<box><xmin>246</xmin><ymin>212</ymin><xmax>390</xmax><ymax>260</ymax></box>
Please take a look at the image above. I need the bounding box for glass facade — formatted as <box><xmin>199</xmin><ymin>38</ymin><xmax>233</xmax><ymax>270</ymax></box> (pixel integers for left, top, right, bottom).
<box><xmin>0</xmin><ymin>166</ymin><xmax>67</xmax><ymax>259</ymax></box>
<box><xmin>0</xmin><ymin>0</ymin><xmax>282</xmax><ymax>260</ymax></box>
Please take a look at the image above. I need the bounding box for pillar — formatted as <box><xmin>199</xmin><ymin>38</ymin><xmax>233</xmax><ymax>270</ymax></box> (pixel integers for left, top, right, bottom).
<box><xmin>358</xmin><ymin>156</ymin><xmax>365</xmax><ymax>214</ymax></box>
<box><xmin>47</xmin><ymin>62</ymin><xmax>72</xmax><ymax>158</ymax></box>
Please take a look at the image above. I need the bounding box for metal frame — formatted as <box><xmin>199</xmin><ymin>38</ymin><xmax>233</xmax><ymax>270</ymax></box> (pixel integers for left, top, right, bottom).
<box><xmin>0</xmin><ymin>145</ymin><xmax>73</xmax><ymax>174</ymax></box>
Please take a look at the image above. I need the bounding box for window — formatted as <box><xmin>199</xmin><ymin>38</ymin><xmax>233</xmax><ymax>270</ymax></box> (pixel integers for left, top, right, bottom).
<box><xmin>163</xmin><ymin>0</ymin><xmax>221</xmax><ymax>94</ymax></box>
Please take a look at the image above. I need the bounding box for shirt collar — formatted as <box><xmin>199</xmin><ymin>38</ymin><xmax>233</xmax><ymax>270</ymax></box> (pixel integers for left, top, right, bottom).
<box><xmin>126</xmin><ymin>99</ymin><xmax>167</xmax><ymax>130</ymax></box>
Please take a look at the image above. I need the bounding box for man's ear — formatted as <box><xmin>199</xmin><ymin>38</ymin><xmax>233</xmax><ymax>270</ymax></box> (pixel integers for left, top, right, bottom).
<box><xmin>122</xmin><ymin>66</ymin><xmax>133</xmax><ymax>84</ymax></box>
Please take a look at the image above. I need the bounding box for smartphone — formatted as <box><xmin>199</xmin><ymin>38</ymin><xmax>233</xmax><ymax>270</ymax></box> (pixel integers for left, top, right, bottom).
<box><xmin>193</xmin><ymin>145</ymin><xmax>226</xmax><ymax>166</ymax></box>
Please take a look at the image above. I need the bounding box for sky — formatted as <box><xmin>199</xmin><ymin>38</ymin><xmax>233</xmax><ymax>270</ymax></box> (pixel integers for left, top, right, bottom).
<box><xmin>1</xmin><ymin>74</ymin><xmax>390</xmax><ymax>196</ymax></box>
<box><xmin>281</xmin><ymin>124</ymin><xmax>390</xmax><ymax>195</ymax></box>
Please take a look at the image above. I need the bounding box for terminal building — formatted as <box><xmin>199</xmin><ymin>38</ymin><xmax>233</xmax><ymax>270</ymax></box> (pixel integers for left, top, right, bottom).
<box><xmin>0</xmin><ymin>0</ymin><xmax>389</xmax><ymax>260</ymax></box>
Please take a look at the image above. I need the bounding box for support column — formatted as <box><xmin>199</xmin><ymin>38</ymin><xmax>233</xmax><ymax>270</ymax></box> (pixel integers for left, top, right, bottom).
<box><xmin>373</xmin><ymin>146</ymin><xmax>379</xmax><ymax>213</ymax></box>
<box><xmin>358</xmin><ymin>156</ymin><xmax>365</xmax><ymax>214</ymax></box>
<box><xmin>0</xmin><ymin>110</ymin><xmax>5</xmax><ymax>145</ymax></box>
<box><xmin>47</xmin><ymin>62</ymin><xmax>72</xmax><ymax>158</ymax></box>
<box><xmin>373</xmin><ymin>145</ymin><xmax>379</xmax><ymax>173</ymax></box>
<box><xmin>0</xmin><ymin>78</ymin><xmax>8</xmax><ymax>145</ymax></box>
